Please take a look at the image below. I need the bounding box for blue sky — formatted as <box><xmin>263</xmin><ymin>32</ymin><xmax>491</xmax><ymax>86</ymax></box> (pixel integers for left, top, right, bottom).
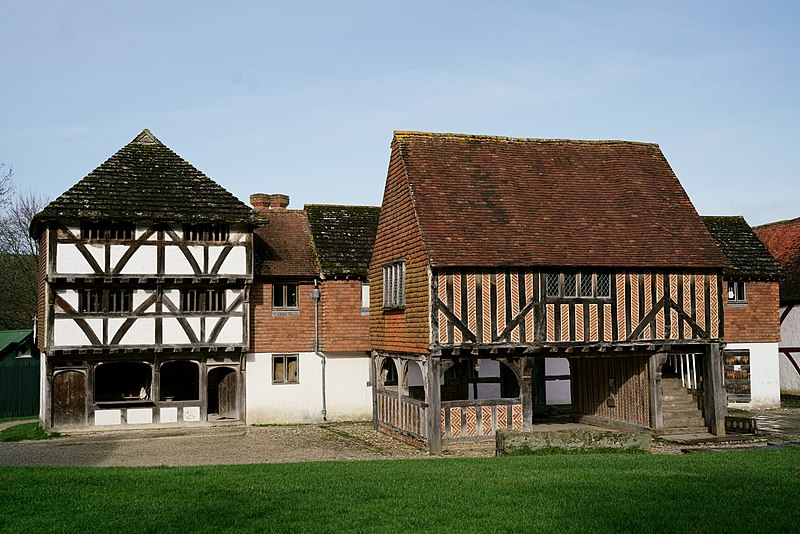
<box><xmin>2</xmin><ymin>1</ymin><xmax>798</xmax><ymax>225</ymax></box>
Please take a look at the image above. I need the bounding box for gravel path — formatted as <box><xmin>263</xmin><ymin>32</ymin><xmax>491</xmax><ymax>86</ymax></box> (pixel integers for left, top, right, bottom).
<box><xmin>3</xmin><ymin>407</ymin><xmax>798</xmax><ymax>467</ymax></box>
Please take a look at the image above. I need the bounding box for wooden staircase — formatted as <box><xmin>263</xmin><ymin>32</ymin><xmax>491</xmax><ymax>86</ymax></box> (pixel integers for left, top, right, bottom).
<box><xmin>657</xmin><ymin>378</ymin><xmax>715</xmax><ymax>443</ymax></box>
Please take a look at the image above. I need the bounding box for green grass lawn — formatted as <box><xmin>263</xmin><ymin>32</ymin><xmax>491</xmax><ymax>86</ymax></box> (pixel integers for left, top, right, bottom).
<box><xmin>1</xmin><ymin>447</ymin><xmax>799</xmax><ymax>533</ymax></box>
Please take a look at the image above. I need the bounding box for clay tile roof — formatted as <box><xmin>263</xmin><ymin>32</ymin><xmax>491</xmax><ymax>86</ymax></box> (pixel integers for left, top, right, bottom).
<box><xmin>305</xmin><ymin>204</ymin><xmax>381</xmax><ymax>278</ymax></box>
<box><xmin>394</xmin><ymin>131</ymin><xmax>728</xmax><ymax>269</ymax></box>
<box><xmin>754</xmin><ymin>217</ymin><xmax>800</xmax><ymax>304</ymax></box>
<box><xmin>701</xmin><ymin>216</ymin><xmax>783</xmax><ymax>281</ymax></box>
<box><xmin>254</xmin><ymin>210</ymin><xmax>319</xmax><ymax>277</ymax></box>
<box><xmin>31</xmin><ymin>129</ymin><xmax>261</xmax><ymax>235</ymax></box>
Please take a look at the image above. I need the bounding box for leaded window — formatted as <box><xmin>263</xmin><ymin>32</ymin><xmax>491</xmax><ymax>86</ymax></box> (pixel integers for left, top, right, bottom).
<box><xmin>383</xmin><ymin>261</ymin><xmax>405</xmax><ymax>308</ymax></box>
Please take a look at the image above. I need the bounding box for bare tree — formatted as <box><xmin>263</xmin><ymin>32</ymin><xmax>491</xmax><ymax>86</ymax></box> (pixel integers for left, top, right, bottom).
<box><xmin>0</xmin><ymin>171</ymin><xmax>49</xmax><ymax>330</ymax></box>
<box><xmin>0</xmin><ymin>162</ymin><xmax>12</xmax><ymax>211</ymax></box>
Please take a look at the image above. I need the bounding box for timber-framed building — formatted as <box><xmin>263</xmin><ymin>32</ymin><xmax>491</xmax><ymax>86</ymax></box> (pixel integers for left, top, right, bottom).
<box><xmin>31</xmin><ymin>129</ymin><xmax>261</xmax><ymax>429</ymax></box>
<box><xmin>370</xmin><ymin>131</ymin><xmax>731</xmax><ymax>453</ymax></box>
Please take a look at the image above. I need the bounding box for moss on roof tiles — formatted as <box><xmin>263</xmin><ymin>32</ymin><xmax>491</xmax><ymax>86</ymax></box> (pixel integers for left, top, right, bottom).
<box><xmin>31</xmin><ymin>129</ymin><xmax>260</xmax><ymax>235</ymax></box>
<box><xmin>701</xmin><ymin>216</ymin><xmax>783</xmax><ymax>280</ymax></box>
<box><xmin>305</xmin><ymin>204</ymin><xmax>380</xmax><ymax>278</ymax></box>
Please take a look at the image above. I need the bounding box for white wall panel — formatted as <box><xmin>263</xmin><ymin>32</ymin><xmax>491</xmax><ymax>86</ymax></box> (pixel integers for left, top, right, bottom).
<box><xmin>132</xmin><ymin>290</ymin><xmax>155</xmax><ymax>310</ymax></box>
<box><xmin>216</xmin><ymin>246</ymin><xmax>247</xmax><ymax>275</ymax></box>
<box><xmin>109</xmin><ymin>318</ymin><xmax>155</xmax><ymax>345</ymax></box>
<box><xmin>727</xmin><ymin>342</ymin><xmax>781</xmax><ymax>407</ymax></box>
<box><xmin>56</xmin><ymin>244</ymin><xmax>97</xmax><ymax>274</ymax></box>
<box><xmin>54</xmin><ymin>318</ymin><xmax>101</xmax><ymax>346</ymax></box>
<box><xmin>113</xmin><ymin>245</ymin><xmax>158</xmax><ymax>275</ymax></box>
<box><xmin>214</xmin><ymin>317</ymin><xmax>244</xmax><ymax>344</ymax></box>
<box><xmin>162</xmin><ymin>318</ymin><xmax>191</xmax><ymax>344</ymax></box>
<box><xmin>55</xmin><ymin>289</ymin><xmax>79</xmax><ymax>310</ymax></box>
<box><xmin>164</xmin><ymin>246</ymin><xmax>195</xmax><ymax>275</ymax></box>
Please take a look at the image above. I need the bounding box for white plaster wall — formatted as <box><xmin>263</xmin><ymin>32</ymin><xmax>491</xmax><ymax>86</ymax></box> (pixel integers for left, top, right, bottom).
<box><xmin>113</xmin><ymin>245</ymin><xmax>158</xmax><ymax>275</ymax></box>
<box><xmin>132</xmin><ymin>290</ymin><xmax>155</xmax><ymax>310</ymax></box>
<box><xmin>209</xmin><ymin>246</ymin><xmax>247</xmax><ymax>275</ymax></box>
<box><xmin>162</xmin><ymin>317</ymin><xmax>194</xmax><ymax>344</ymax></box>
<box><xmin>54</xmin><ymin>318</ymin><xmax>102</xmax><ymax>346</ymax></box>
<box><xmin>109</xmin><ymin>317</ymin><xmax>155</xmax><ymax>345</ymax></box>
<box><xmin>55</xmin><ymin>243</ymin><xmax>99</xmax><ymax>274</ymax></box>
<box><xmin>211</xmin><ymin>317</ymin><xmax>244</xmax><ymax>344</ymax></box>
<box><xmin>163</xmin><ymin>289</ymin><xmax>180</xmax><ymax>310</ymax></box>
<box><xmin>726</xmin><ymin>342</ymin><xmax>781</xmax><ymax>408</ymax></box>
<box><xmin>226</xmin><ymin>290</ymin><xmax>242</xmax><ymax>312</ymax></box>
<box><xmin>779</xmin><ymin>306</ymin><xmax>800</xmax><ymax>394</ymax></box>
<box><xmin>55</xmin><ymin>289</ymin><xmax>79</xmax><ymax>311</ymax></box>
<box><xmin>164</xmin><ymin>246</ymin><xmax>200</xmax><ymax>275</ymax></box>
<box><xmin>246</xmin><ymin>352</ymin><xmax>372</xmax><ymax>424</ymax></box>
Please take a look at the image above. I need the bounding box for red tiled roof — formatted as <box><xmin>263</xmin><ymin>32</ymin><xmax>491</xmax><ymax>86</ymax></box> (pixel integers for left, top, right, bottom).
<box><xmin>754</xmin><ymin>217</ymin><xmax>800</xmax><ymax>304</ymax></box>
<box><xmin>394</xmin><ymin>131</ymin><xmax>728</xmax><ymax>269</ymax></box>
<box><xmin>254</xmin><ymin>211</ymin><xmax>319</xmax><ymax>277</ymax></box>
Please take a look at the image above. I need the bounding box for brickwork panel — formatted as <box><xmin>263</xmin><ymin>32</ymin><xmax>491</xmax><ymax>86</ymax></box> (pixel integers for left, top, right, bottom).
<box><xmin>321</xmin><ymin>280</ymin><xmax>370</xmax><ymax>352</ymax></box>
<box><xmin>723</xmin><ymin>281</ymin><xmax>780</xmax><ymax>343</ymax></box>
<box><xmin>250</xmin><ymin>280</ymin><xmax>315</xmax><ymax>353</ymax></box>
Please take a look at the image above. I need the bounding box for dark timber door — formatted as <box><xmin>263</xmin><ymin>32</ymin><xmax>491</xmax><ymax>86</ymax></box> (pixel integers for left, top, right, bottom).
<box><xmin>218</xmin><ymin>370</ymin><xmax>237</xmax><ymax>418</ymax></box>
<box><xmin>53</xmin><ymin>370</ymin><xmax>86</xmax><ymax>427</ymax></box>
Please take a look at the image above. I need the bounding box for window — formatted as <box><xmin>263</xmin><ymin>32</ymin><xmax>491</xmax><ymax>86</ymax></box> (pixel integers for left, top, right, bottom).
<box><xmin>107</xmin><ymin>289</ymin><xmax>132</xmax><ymax>313</ymax></box>
<box><xmin>383</xmin><ymin>261</ymin><xmax>405</xmax><ymax>308</ymax></box>
<box><xmin>361</xmin><ymin>283</ymin><xmax>370</xmax><ymax>313</ymax></box>
<box><xmin>182</xmin><ymin>223</ymin><xmax>230</xmax><ymax>242</ymax></box>
<box><xmin>205</xmin><ymin>289</ymin><xmax>226</xmax><ymax>312</ymax></box>
<box><xmin>79</xmin><ymin>289</ymin><xmax>102</xmax><ymax>313</ymax></box>
<box><xmin>273</xmin><ymin>354</ymin><xmax>299</xmax><ymax>384</ymax></box>
<box><xmin>79</xmin><ymin>289</ymin><xmax>132</xmax><ymax>313</ymax></box>
<box><xmin>273</xmin><ymin>283</ymin><xmax>298</xmax><ymax>309</ymax></box>
<box><xmin>181</xmin><ymin>289</ymin><xmax>226</xmax><ymax>312</ymax></box>
<box><xmin>80</xmin><ymin>221</ymin><xmax>134</xmax><ymax>240</ymax></box>
<box><xmin>182</xmin><ymin>289</ymin><xmax>200</xmax><ymax>312</ymax></box>
<box><xmin>728</xmin><ymin>281</ymin><xmax>746</xmax><ymax>304</ymax></box>
<box><xmin>545</xmin><ymin>271</ymin><xmax>612</xmax><ymax>300</ymax></box>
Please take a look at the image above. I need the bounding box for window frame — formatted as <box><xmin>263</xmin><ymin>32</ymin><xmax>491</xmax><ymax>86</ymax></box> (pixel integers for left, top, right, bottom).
<box><xmin>272</xmin><ymin>354</ymin><xmax>299</xmax><ymax>384</ymax></box>
<box><xmin>79</xmin><ymin>288</ymin><xmax>133</xmax><ymax>314</ymax></box>
<box><xmin>180</xmin><ymin>288</ymin><xmax>226</xmax><ymax>313</ymax></box>
<box><xmin>727</xmin><ymin>281</ymin><xmax>747</xmax><ymax>304</ymax></box>
<box><xmin>80</xmin><ymin>221</ymin><xmax>135</xmax><ymax>241</ymax></box>
<box><xmin>182</xmin><ymin>223</ymin><xmax>230</xmax><ymax>242</ymax></box>
<box><xmin>382</xmin><ymin>261</ymin><xmax>406</xmax><ymax>309</ymax></box>
<box><xmin>272</xmin><ymin>283</ymin><xmax>299</xmax><ymax>310</ymax></box>
<box><xmin>544</xmin><ymin>271</ymin><xmax>612</xmax><ymax>302</ymax></box>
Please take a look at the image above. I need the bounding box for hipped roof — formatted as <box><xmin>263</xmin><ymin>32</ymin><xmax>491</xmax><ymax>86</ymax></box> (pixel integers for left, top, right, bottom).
<box><xmin>754</xmin><ymin>217</ymin><xmax>800</xmax><ymax>303</ymax></box>
<box><xmin>394</xmin><ymin>131</ymin><xmax>728</xmax><ymax>269</ymax></box>
<box><xmin>701</xmin><ymin>216</ymin><xmax>783</xmax><ymax>281</ymax></box>
<box><xmin>31</xmin><ymin>129</ymin><xmax>261</xmax><ymax>236</ymax></box>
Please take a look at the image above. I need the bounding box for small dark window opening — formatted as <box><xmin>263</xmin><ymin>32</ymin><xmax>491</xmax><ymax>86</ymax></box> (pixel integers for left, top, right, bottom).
<box><xmin>183</xmin><ymin>223</ymin><xmax>230</xmax><ymax>242</ymax></box>
<box><xmin>159</xmin><ymin>360</ymin><xmax>200</xmax><ymax>401</ymax></box>
<box><xmin>80</xmin><ymin>222</ymin><xmax>134</xmax><ymax>240</ymax></box>
<box><xmin>108</xmin><ymin>289</ymin><xmax>133</xmax><ymax>313</ymax></box>
<box><xmin>94</xmin><ymin>361</ymin><xmax>151</xmax><ymax>402</ymax></box>
<box><xmin>273</xmin><ymin>283</ymin><xmax>298</xmax><ymax>309</ymax></box>
<box><xmin>273</xmin><ymin>354</ymin><xmax>299</xmax><ymax>384</ymax></box>
<box><xmin>181</xmin><ymin>289</ymin><xmax>200</xmax><ymax>312</ymax></box>
<box><xmin>205</xmin><ymin>289</ymin><xmax>226</xmax><ymax>312</ymax></box>
<box><xmin>79</xmin><ymin>289</ymin><xmax>103</xmax><ymax>313</ymax></box>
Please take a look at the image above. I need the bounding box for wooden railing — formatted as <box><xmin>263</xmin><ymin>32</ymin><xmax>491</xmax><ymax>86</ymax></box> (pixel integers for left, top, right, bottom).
<box><xmin>376</xmin><ymin>390</ymin><xmax>428</xmax><ymax>440</ymax></box>
<box><xmin>441</xmin><ymin>398</ymin><xmax>523</xmax><ymax>442</ymax></box>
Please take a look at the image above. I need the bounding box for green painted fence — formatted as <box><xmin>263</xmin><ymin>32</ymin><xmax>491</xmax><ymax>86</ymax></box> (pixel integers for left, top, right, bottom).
<box><xmin>0</xmin><ymin>355</ymin><xmax>40</xmax><ymax>419</ymax></box>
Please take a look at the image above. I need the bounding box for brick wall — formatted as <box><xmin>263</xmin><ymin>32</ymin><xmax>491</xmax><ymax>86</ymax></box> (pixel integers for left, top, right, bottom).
<box><xmin>250</xmin><ymin>279</ymin><xmax>316</xmax><ymax>353</ymax></box>
<box><xmin>37</xmin><ymin>227</ymin><xmax>48</xmax><ymax>350</ymax></box>
<box><xmin>320</xmin><ymin>280</ymin><xmax>369</xmax><ymax>352</ymax></box>
<box><xmin>723</xmin><ymin>281</ymin><xmax>780</xmax><ymax>343</ymax></box>
<box><xmin>369</xmin><ymin>140</ymin><xmax>431</xmax><ymax>354</ymax></box>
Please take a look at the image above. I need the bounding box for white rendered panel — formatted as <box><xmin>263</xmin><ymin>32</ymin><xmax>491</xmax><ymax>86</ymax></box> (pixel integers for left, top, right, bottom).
<box><xmin>109</xmin><ymin>318</ymin><xmax>155</xmax><ymax>345</ymax></box>
<box><xmin>227</xmin><ymin>289</ymin><xmax>242</xmax><ymax>312</ymax></box>
<box><xmin>127</xmin><ymin>408</ymin><xmax>153</xmax><ymax>424</ymax></box>
<box><xmin>162</xmin><ymin>318</ymin><xmax>191</xmax><ymax>344</ymax></box>
<box><xmin>56</xmin><ymin>243</ymin><xmax>99</xmax><ymax>274</ymax></box>
<box><xmin>160</xmin><ymin>407</ymin><xmax>178</xmax><ymax>423</ymax></box>
<box><xmin>183</xmin><ymin>406</ymin><xmax>200</xmax><ymax>422</ymax></box>
<box><xmin>216</xmin><ymin>246</ymin><xmax>247</xmax><ymax>275</ymax></box>
<box><xmin>114</xmin><ymin>245</ymin><xmax>158</xmax><ymax>275</ymax></box>
<box><xmin>55</xmin><ymin>289</ymin><xmax>79</xmax><ymax>311</ymax></box>
<box><xmin>95</xmin><ymin>410</ymin><xmax>122</xmax><ymax>425</ymax></box>
<box><xmin>164</xmin><ymin>246</ymin><xmax>196</xmax><ymax>275</ymax></box>
<box><xmin>132</xmin><ymin>290</ymin><xmax>155</xmax><ymax>310</ymax></box>
<box><xmin>727</xmin><ymin>342</ymin><xmax>781</xmax><ymax>408</ymax></box>
<box><xmin>162</xmin><ymin>290</ymin><xmax>180</xmax><ymax>309</ymax></box>
<box><xmin>214</xmin><ymin>317</ymin><xmax>244</xmax><ymax>344</ymax></box>
<box><xmin>54</xmin><ymin>318</ymin><xmax>101</xmax><ymax>346</ymax></box>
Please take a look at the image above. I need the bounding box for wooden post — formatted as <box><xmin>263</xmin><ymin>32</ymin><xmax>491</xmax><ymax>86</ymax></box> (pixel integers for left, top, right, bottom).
<box><xmin>520</xmin><ymin>358</ymin><xmax>533</xmax><ymax>431</ymax></box>
<box><xmin>704</xmin><ymin>343</ymin><xmax>727</xmax><ymax>436</ymax></box>
<box><xmin>426</xmin><ymin>356</ymin><xmax>442</xmax><ymax>454</ymax></box>
<box><xmin>370</xmin><ymin>351</ymin><xmax>378</xmax><ymax>428</ymax></box>
<box><xmin>531</xmin><ymin>358</ymin><xmax>546</xmax><ymax>408</ymax></box>
<box><xmin>648</xmin><ymin>353</ymin><xmax>665</xmax><ymax>431</ymax></box>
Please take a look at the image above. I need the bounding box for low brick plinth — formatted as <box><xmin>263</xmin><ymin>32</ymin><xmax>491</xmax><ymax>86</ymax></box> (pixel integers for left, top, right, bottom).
<box><xmin>496</xmin><ymin>428</ymin><xmax>651</xmax><ymax>455</ymax></box>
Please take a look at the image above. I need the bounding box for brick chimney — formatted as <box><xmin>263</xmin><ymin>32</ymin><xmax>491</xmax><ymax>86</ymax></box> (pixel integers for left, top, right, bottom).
<box><xmin>250</xmin><ymin>193</ymin><xmax>290</xmax><ymax>212</ymax></box>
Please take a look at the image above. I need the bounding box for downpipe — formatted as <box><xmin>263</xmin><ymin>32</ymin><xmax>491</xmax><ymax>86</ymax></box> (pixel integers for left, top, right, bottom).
<box><xmin>311</xmin><ymin>282</ymin><xmax>327</xmax><ymax>421</ymax></box>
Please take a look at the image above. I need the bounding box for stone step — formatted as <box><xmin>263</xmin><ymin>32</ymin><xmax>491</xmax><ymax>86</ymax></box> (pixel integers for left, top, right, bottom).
<box><xmin>663</xmin><ymin>417</ymin><xmax>707</xmax><ymax>429</ymax></box>
<box><xmin>659</xmin><ymin>432</ymin><xmax>717</xmax><ymax>444</ymax></box>
<box><xmin>664</xmin><ymin>409</ymin><xmax>704</xmax><ymax>419</ymax></box>
<box><xmin>662</xmin><ymin>397</ymin><xmax>698</xmax><ymax>406</ymax></box>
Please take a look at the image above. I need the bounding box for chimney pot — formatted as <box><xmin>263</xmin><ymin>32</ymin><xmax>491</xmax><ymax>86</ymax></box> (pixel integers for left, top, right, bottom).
<box><xmin>250</xmin><ymin>193</ymin><xmax>271</xmax><ymax>213</ymax></box>
<box><xmin>268</xmin><ymin>194</ymin><xmax>290</xmax><ymax>211</ymax></box>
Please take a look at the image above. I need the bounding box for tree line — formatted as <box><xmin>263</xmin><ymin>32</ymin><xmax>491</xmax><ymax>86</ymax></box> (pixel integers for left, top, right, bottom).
<box><xmin>1</xmin><ymin>161</ymin><xmax>48</xmax><ymax>330</ymax></box>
